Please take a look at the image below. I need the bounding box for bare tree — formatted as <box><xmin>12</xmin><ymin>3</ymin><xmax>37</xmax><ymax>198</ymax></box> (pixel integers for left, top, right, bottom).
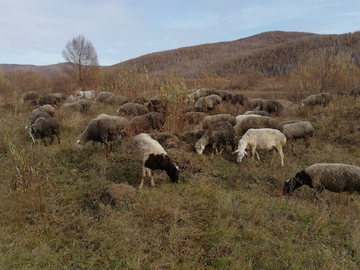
<box><xmin>62</xmin><ymin>35</ymin><xmax>100</xmax><ymax>88</ymax></box>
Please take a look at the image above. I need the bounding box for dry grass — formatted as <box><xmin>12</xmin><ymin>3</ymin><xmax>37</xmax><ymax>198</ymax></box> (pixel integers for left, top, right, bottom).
<box><xmin>1</xmin><ymin>90</ymin><xmax>360</xmax><ymax>269</ymax></box>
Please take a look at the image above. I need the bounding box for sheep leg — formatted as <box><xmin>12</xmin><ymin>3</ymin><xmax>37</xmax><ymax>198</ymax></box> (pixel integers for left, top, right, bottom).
<box><xmin>148</xmin><ymin>169</ymin><xmax>156</xmax><ymax>187</ymax></box>
<box><xmin>211</xmin><ymin>143</ymin><xmax>216</xmax><ymax>158</ymax></box>
<box><xmin>305</xmin><ymin>137</ymin><xmax>311</xmax><ymax>148</ymax></box>
<box><xmin>56</xmin><ymin>135</ymin><xmax>61</xmax><ymax>145</ymax></box>
<box><xmin>42</xmin><ymin>138</ymin><xmax>48</xmax><ymax>147</ymax></box>
<box><xmin>139</xmin><ymin>165</ymin><xmax>147</xmax><ymax>189</ymax></box>
<box><xmin>49</xmin><ymin>135</ymin><xmax>54</xmax><ymax>145</ymax></box>
<box><xmin>273</xmin><ymin>147</ymin><xmax>284</xmax><ymax>167</ymax></box>
<box><xmin>255</xmin><ymin>150</ymin><xmax>260</xmax><ymax>161</ymax></box>
<box><xmin>251</xmin><ymin>146</ymin><xmax>256</xmax><ymax>160</ymax></box>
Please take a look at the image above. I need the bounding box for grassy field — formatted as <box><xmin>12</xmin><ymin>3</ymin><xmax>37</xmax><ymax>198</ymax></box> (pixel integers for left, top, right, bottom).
<box><xmin>1</xmin><ymin>92</ymin><xmax>360</xmax><ymax>269</ymax></box>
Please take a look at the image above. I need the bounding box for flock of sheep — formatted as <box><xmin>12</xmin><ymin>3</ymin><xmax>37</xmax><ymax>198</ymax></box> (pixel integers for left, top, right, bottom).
<box><xmin>21</xmin><ymin>89</ymin><xmax>360</xmax><ymax>203</ymax></box>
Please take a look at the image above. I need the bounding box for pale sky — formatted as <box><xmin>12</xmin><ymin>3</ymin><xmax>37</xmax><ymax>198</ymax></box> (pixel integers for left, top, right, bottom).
<box><xmin>1</xmin><ymin>0</ymin><xmax>360</xmax><ymax>66</ymax></box>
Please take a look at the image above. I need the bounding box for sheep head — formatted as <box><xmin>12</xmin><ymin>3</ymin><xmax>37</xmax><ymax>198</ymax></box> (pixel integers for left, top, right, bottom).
<box><xmin>234</xmin><ymin>149</ymin><xmax>247</xmax><ymax>163</ymax></box>
<box><xmin>195</xmin><ymin>141</ymin><xmax>205</xmax><ymax>154</ymax></box>
<box><xmin>76</xmin><ymin>138</ymin><xmax>85</xmax><ymax>150</ymax></box>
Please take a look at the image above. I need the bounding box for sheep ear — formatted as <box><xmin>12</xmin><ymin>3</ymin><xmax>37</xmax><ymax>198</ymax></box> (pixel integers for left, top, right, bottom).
<box><xmin>232</xmin><ymin>149</ymin><xmax>240</xmax><ymax>154</ymax></box>
<box><xmin>243</xmin><ymin>150</ymin><xmax>248</xmax><ymax>156</ymax></box>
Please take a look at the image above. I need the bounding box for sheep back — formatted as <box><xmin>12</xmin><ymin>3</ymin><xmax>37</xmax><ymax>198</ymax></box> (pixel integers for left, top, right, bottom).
<box><xmin>129</xmin><ymin>112</ymin><xmax>165</xmax><ymax>134</ymax></box>
<box><xmin>116</xmin><ymin>103</ymin><xmax>149</xmax><ymax>116</ymax></box>
<box><xmin>235</xmin><ymin>116</ymin><xmax>283</xmax><ymax>138</ymax></box>
<box><xmin>195</xmin><ymin>94</ymin><xmax>222</xmax><ymax>110</ymax></box>
<box><xmin>283</xmin><ymin>121</ymin><xmax>314</xmax><ymax>141</ymax></box>
<box><xmin>201</xmin><ymin>114</ymin><xmax>236</xmax><ymax>130</ymax></box>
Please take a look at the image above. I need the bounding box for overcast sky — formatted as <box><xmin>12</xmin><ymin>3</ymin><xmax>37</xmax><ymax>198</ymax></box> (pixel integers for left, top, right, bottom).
<box><xmin>1</xmin><ymin>0</ymin><xmax>360</xmax><ymax>66</ymax></box>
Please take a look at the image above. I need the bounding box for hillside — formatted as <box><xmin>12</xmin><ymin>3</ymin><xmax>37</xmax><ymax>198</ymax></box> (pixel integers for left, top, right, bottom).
<box><xmin>0</xmin><ymin>31</ymin><xmax>317</xmax><ymax>77</ymax></box>
<box><xmin>113</xmin><ymin>31</ymin><xmax>360</xmax><ymax>78</ymax></box>
<box><xmin>0</xmin><ymin>63</ymin><xmax>70</xmax><ymax>76</ymax></box>
<box><xmin>109</xmin><ymin>31</ymin><xmax>317</xmax><ymax>77</ymax></box>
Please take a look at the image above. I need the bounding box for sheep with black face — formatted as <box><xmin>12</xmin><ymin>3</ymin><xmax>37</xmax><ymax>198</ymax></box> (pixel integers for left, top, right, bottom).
<box><xmin>133</xmin><ymin>133</ymin><xmax>179</xmax><ymax>189</ymax></box>
<box><xmin>283</xmin><ymin>163</ymin><xmax>360</xmax><ymax>203</ymax></box>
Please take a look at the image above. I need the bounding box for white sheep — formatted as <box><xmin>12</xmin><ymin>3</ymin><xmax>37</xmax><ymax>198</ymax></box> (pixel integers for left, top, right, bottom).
<box><xmin>133</xmin><ymin>133</ymin><xmax>179</xmax><ymax>189</ymax></box>
<box><xmin>195</xmin><ymin>122</ymin><xmax>236</xmax><ymax>157</ymax></box>
<box><xmin>283</xmin><ymin>163</ymin><xmax>360</xmax><ymax>203</ymax></box>
<box><xmin>282</xmin><ymin>121</ymin><xmax>314</xmax><ymax>150</ymax></box>
<box><xmin>77</xmin><ymin>90</ymin><xmax>95</xmax><ymax>99</ymax></box>
<box><xmin>234</xmin><ymin>128</ymin><xmax>286</xmax><ymax>166</ymax></box>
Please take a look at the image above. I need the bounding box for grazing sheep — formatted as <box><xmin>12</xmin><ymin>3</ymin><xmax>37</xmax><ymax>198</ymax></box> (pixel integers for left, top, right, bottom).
<box><xmin>133</xmin><ymin>133</ymin><xmax>179</xmax><ymax>189</ymax></box>
<box><xmin>259</xmin><ymin>100</ymin><xmax>284</xmax><ymax>115</ymax></box>
<box><xmin>132</xmin><ymin>96</ymin><xmax>148</xmax><ymax>104</ymax></box>
<box><xmin>60</xmin><ymin>102</ymin><xmax>83</xmax><ymax>114</ymax></box>
<box><xmin>244</xmin><ymin>110</ymin><xmax>270</xmax><ymax>117</ymax></box>
<box><xmin>32</xmin><ymin>105</ymin><xmax>56</xmax><ymax>117</ymax></box>
<box><xmin>183</xmin><ymin>112</ymin><xmax>208</xmax><ymax>124</ymax></box>
<box><xmin>195</xmin><ymin>122</ymin><xmax>236</xmax><ymax>157</ymax></box>
<box><xmin>116</xmin><ymin>102</ymin><xmax>150</xmax><ymax>117</ymax></box>
<box><xmin>76</xmin><ymin>115</ymin><xmax>129</xmax><ymax>155</ymax></box>
<box><xmin>75</xmin><ymin>99</ymin><xmax>93</xmax><ymax>112</ymax></box>
<box><xmin>32</xmin><ymin>117</ymin><xmax>61</xmax><ymax>146</ymax></box>
<box><xmin>26</xmin><ymin>111</ymin><xmax>51</xmax><ymax>130</ymax></box>
<box><xmin>201</xmin><ymin>114</ymin><xmax>237</xmax><ymax>130</ymax></box>
<box><xmin>21</xmin><ymin>91</ymin><xmax>39</xmax><ymax>104</ymax></box>
<box><xmin>298</xmin><ymin>92</ymin><xmax>331</xmax><ymax>108</ymax></box>
<box><xmin>245</xmin><ymin>98</ymin><xmax>266</xmax><ymax>110</ymax></box>
<box><xmin>39</xmin><ymin>93</ymin><xmax>66</xmax><ymax>106</ymax></box>
<box><xmin>103</xmin><ymin>95</ymin><xmax>129</xmax><ymax>106</ymax></box>
<box><xmin>129</xmin><ymin>112</ymin><xmax>165</xmax><ymax>134</ymax></box>
<box><xmin>77</xmin><ymin>90</ymin><xmax>96</xmax><ymax>99</ymax></box>
<box><xmin>234</xmin><ymin>128</ymin><xmax>286</xmax><ymax>166</ymax></box>
<box><xmin>194</xmin><ymin>94</ymin><xmax>222</xmax><ymax>111</ymax></box>
<box><xmin>283</xmin><ymin>163</ymin><xmax>360</xmax><ymax>203</ymax></box>
<box><xmin>283</xmin><ymin>121</ymin><xmax>314</xmax><ymax>150</ymax></box>
<box><xmin>217</xmin><ymin>90</ymin><xmax>232</xmax><ymax>102</ymax></box>
<box><xmin>94</xmin><ymin>91</ymin><xmax>114</xmax><ymax>103</ymax></box>
<box><xmin>231</xmin><ymin>94</ymin><xmax>248</xmax><ymax>106</ymax></box>
<box><xmin>234</xmin><ymin>116</ymin><xmax>283</xmax><ymax>139</ymax></box>
<box><xmin>186</xmin><ymin>88</ymin><xmax>218</xmax><ymax>102</ymax></box>
<box><xmin>235</xmin><ymin>114</ymin><xmax>262</xmax><ymax>126</ymax></box>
